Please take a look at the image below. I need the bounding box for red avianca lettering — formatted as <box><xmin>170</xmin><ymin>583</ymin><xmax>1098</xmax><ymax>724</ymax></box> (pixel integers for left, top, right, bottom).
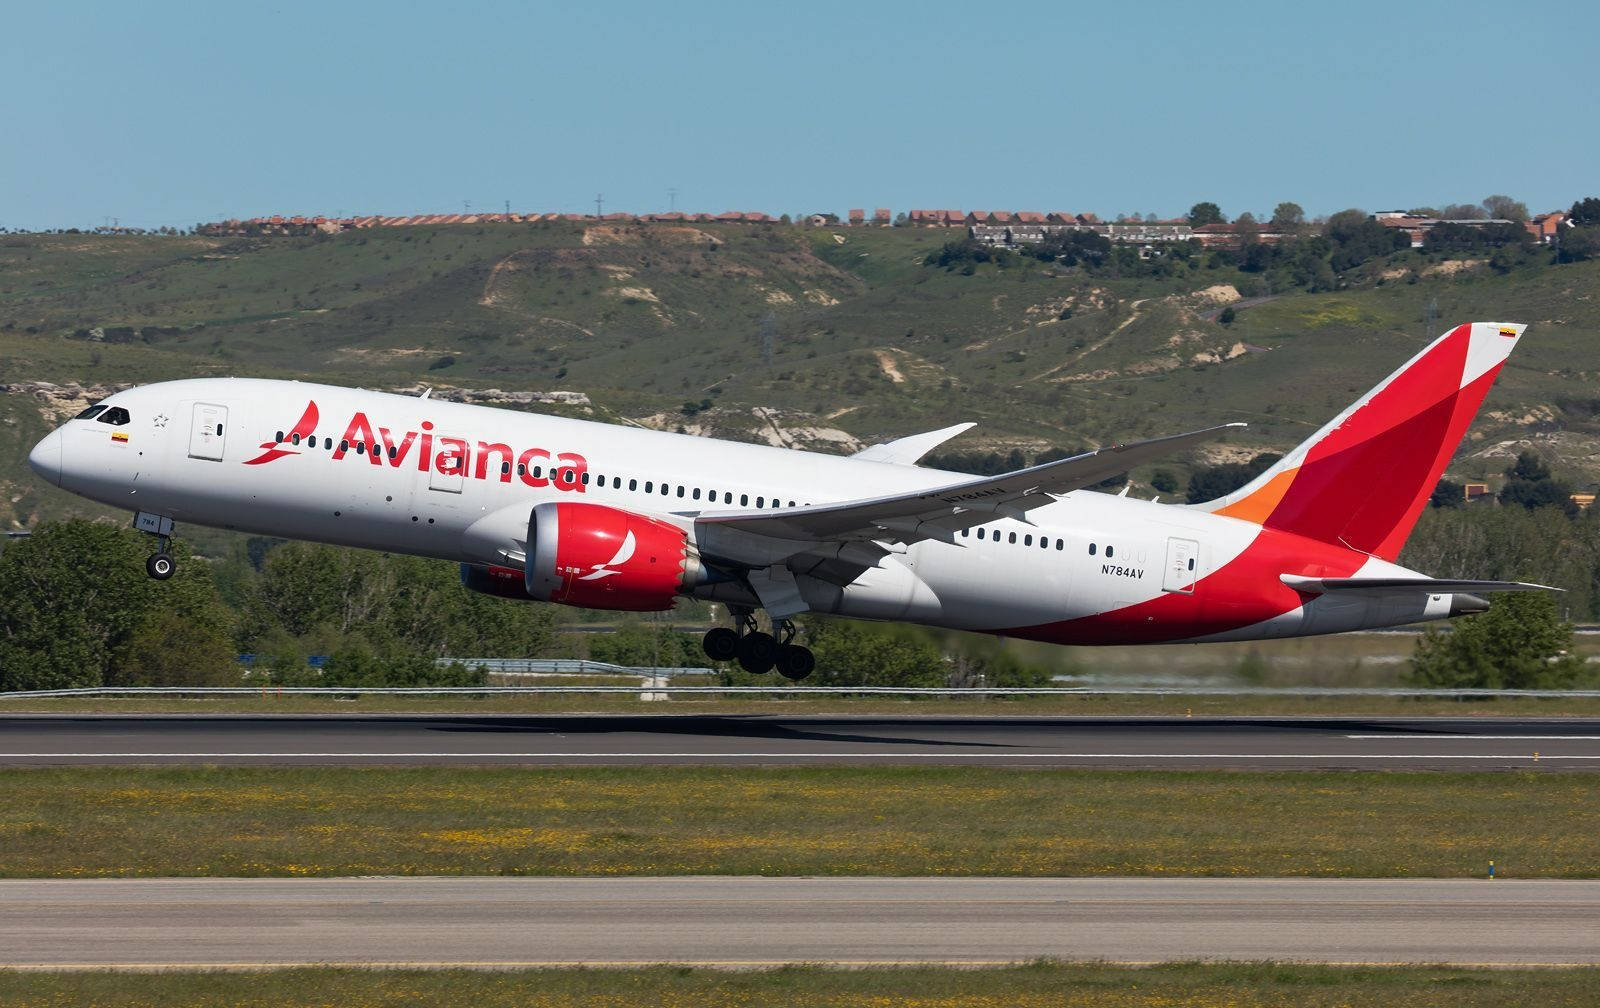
<box><xmin>253</xmin><ymin>404</ymin><xmax>589</xmax><ymax>492</ymax></box>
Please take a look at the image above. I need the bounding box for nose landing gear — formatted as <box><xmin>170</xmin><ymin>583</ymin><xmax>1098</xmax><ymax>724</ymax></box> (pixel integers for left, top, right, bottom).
<box><xmin>702</xmin><ymin>606</ymin><xmax>814</xmax><ymax>680</ymax></box>
<box><xmin>133</xmin><ymin>511</ymin><xmax>176</xmax><ymax>581</ymax></box>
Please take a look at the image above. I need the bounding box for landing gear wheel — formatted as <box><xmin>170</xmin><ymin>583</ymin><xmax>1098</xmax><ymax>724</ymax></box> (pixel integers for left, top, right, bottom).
<box><xmin>146</xmin><ymin>552</ymin><xmax>175</xmax><ymax>581</ymax></box>
<box><xmin>737</xmin><ymin>631</ymin><xmax>779</xmax><ymax>675</ymax></box>
<box><xmin>702</xmin><ymin>627</ymin><xmax>740</xmax><ymax>662</ymax></box>
<box><xmin>775</xmin><ymin>644</ymin><xmax>815</xmax><ymax>681</ymax></box>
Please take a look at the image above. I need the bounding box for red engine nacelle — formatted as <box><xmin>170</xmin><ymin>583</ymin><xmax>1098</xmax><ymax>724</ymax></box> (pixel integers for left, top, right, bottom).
<box><xmin>525</xmin><ymin>501</ymin><xmax>700</xmax><ymax>611</ymax></box>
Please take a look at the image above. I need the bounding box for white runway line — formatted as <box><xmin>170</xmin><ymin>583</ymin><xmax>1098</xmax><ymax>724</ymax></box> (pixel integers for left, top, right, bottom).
<box><xmin>4</xmin><ymin>751</ymin><xmax>1600</xmax><ymax>760</ymax></box>
<box><xmin>1346</xmin><ymin>734</ymin><xmax>1600</xmax><ymax>740</ymax></box>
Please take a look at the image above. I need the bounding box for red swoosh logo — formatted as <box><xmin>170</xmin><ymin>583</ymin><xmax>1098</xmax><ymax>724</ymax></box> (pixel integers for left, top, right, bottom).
<box><xmin>243</xmin><ymin>400</ymin><xmax>319</xmax><ymax>465</ymax></box>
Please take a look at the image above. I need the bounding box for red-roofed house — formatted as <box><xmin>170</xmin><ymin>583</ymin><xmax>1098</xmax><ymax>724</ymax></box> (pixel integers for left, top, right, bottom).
<box><xmin>874</xmin><ymin>208</ymin><xmax>891</xmax><ymax>225</ymax></box>
<box><xmin>848</xmin><ymin>208</ymin><xmax>865</xmax><ymax>224</ymax></box>
<box><xmin>1528</xmin><ymin>211</ymin><xmax>1567</xmax><ymax>245</ymax></box>
<box><xmin>1016</xmin><ymin>211</ymin><xmax>1046</xmax><ymax>224</ymax></box>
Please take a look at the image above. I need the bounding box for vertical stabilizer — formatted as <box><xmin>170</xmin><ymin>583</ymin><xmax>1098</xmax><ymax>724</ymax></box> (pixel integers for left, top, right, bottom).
<box><xmin>1199</xmin><ymin>322</ymin><xmax>1524</xmax><ymax>560</ymax></box>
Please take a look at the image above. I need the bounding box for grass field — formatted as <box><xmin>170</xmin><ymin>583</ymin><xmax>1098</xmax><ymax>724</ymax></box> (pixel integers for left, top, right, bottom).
<box><xmin>2</xmin><ymin>963</ymin><xmax>1598</xmax><ymax>1008</ymax></box>
<box><xmin>2</xmin><ymin>766</ymin><xmax>1595</xmax><ymax>878</ymax></box>
<box><xmin>3</xmin><ymin>692</ymin><xmax>1600</xmax><ymax>717</ymax></box>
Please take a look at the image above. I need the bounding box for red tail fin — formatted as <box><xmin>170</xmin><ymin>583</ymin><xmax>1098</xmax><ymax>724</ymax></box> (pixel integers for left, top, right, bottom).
<box><xmin>1200</xmin><ymin>322</ymin><xmax>1524</xmax><ymax>561</ymax></box>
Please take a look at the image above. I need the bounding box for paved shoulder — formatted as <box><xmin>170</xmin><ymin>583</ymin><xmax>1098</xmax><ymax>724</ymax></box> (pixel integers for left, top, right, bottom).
<box><xmin>3</xmin><ymin>876</ymin><xmax>1596</xmax><ymax>967</ymax></box>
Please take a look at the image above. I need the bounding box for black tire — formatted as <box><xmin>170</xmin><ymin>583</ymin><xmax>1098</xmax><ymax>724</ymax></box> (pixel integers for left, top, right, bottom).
<box><xmin>146</xmin><ymin>552</ymin><xmax>175</xmax><ymax>581</ymax></box>
<box><xmin>702</xmin><ymin>627</ymin><xmax>740</xmax><ymax>662</ymax></box>
<box><xmin>775</xmin><ymin>644</ymin><xmax>815</xmax><ymax>681</ymax></box>
<box><xmin>736</xmin><ymin>631</ymin><xmax>779</xmax><ymax>675</ymax></box>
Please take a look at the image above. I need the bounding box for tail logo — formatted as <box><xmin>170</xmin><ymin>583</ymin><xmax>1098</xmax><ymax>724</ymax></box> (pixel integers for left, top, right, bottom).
<box><xmin>243</xmin><ymin>400</ymin><xmax>319</xmax><ymax>465</ymax></box>
<box><xmin>578</xmin><ymin>531</ymin><xmax>636</xmax><ymax>581</ymax></box>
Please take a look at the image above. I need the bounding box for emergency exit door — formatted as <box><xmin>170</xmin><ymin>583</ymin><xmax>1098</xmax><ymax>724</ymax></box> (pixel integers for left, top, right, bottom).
<box><xmin>1162</xmin><ymin>537</ymin><xmax>1199</xmax><ymax>593</ymax></box>
<box><xmin>188</xmin><ymin>403</ymin><xmax>228</xmax><ymax>461</ymax></box>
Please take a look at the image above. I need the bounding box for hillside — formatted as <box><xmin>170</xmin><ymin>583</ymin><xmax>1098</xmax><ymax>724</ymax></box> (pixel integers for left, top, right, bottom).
<box><xmin>4</xmin><ymin>222</ymin><xmax>1599</xmax><ymax>533</ymax></box>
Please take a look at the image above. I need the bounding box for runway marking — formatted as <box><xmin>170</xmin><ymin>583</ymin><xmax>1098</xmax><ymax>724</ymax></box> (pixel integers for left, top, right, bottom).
<box><xmin>3</xmin><ymin>960</ymin><xmax>1597</xmax><ymax>971</ymax></box>
<box><xmin>1350</xmin><ymin>739</ymin><xmax>1600</xmax><ymax>745</ymax></box>
<box><xmin>3</xmin><ymin>752</ymin><xmax>1600</xmax><ymax>761</ymax></box>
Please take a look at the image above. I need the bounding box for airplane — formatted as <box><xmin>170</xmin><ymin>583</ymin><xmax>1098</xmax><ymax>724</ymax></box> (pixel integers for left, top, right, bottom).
<box><xmin>27</xmin><ymin>321</ymin><xmax>1548</xmax><ymax>680</ymax></box>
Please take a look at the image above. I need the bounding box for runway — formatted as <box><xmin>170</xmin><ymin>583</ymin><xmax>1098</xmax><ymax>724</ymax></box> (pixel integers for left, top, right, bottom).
<box><xmin>0</xmin><ymin>714</ymin><xmax>1597</xmax><ymax>769</ymax></box>
<box><xmin>2</xmin><ymin>876</ymin><xmax>1596</xmax><ymax>968</ymax></box>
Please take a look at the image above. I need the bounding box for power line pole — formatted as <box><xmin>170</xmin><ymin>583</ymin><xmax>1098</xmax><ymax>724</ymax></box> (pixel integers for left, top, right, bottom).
<box><xmin>668</xmin><ymin>188</ymin><xmax>678</xmax><ymax>212</ymax></box>
<box><xmin>595</xmin><ymin>194</ymin><xmax>604</xmax><ymax>218</ymax></box>
<box><xmin>760</xmin><ymin>311</ymin><xmax>776</xmax><ymax>365</ymax></box>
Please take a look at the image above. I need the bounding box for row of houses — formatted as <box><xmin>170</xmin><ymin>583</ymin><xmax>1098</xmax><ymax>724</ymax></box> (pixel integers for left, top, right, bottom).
<box><xmin>199</xmin><ymin>210</ymin><xmax>787</xmax><ymax>236</ymax></box>
<box><xmin>971</xmin><ymin>221</ymin><xmax>1296</xmax><ymax>251</ymax></box>
<box><xmin>1373</xmin><ymin>211</ymin><xmax>1569</xmax><ymax>247</ymax></box>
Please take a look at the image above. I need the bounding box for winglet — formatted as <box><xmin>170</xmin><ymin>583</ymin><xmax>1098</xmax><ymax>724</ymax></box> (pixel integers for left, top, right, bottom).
<box><xmin>852</xmin><ymin>422</ymin><xmax>976</xmax><ymax>466</ymax></box>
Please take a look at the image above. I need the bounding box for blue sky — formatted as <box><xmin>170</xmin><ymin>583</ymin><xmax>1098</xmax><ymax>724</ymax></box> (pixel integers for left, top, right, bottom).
<box><xmin>3</xmin><ymin>1</ymin><xmax>1592</xmax><ymax>230</ymax></box>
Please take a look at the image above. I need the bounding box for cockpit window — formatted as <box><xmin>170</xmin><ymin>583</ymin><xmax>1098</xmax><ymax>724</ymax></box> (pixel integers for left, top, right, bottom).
<box><xmin>75</xmin><ymin>404</ymin><xmax>107</xmax><ymax>421</ymax></box>
<box><xmin>97</xmin><ymin>406</ymin><xmax>132</xmax><ymax>426</ymax></box>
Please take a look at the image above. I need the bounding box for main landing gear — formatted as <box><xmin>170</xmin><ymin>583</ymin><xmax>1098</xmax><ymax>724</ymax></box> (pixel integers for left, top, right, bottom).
<box><xmin>702</xmin><ymin>607</ymin><xmax>814</xmax><ymax>680</ymax></box>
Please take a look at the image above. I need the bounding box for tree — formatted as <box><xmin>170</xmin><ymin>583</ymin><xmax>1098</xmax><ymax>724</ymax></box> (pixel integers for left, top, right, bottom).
<box><xmin>1408</xmin><ymin>592</ymin><xmax>1588</xmax><ymax>689</ymax></box>
<box><xmin>1429</xmin><ymin>478</ymin><xmax>1464</xmax><ymax>509</ymax></box>
<box><xmin>1185</xmin><ymin>453</ymin><xmax>1283</xmax><ymax>504</ymax></box>
<box><xmin>1188</xmin><ymin>202</ymin><xmax>1224</xmax><ymax>227</ymax></box>
<box><xmin>0</xmin><ymin>521</ymin><xmax>235</xmax><ymax>690</ymax></box>
<box><xmin>1481</xmin><ymin>194</ymin><xmax>1528</xmax><ymax>222</ymax></box>
<box><xmin>1269</xmin><ymin>202</ymin><xmax>1305</xmax><ymax>230</ymax></box>
<box><xmin>1498</xmin><ymin>450</ymin><xmax>1575</xmax><ymax>515</ymax></box>
<box><xmin>1218</xmin><ymin>305</ymin><xmax>1237</xmax><ymax>326</ymax></box>
<box><xmin>1568</xmin><ymin>197</ymin><xmax>1600</xmax><ymax>227</ymax></box>
<box><xmin>1150</xmin><ymin>469</ymin><xmax>1180</xmax><ymax>494</ymax></box>
<box><xmin>1557</xmin><ymin>227</ymin><xmax>1600</xmax><ymax>263</ymax></box>
<box><xmin>805</xmin><ymin>619</ymin><xmax>945</xmax><ymax>687</ymax></box>
<box><xmin>1234</xmin><ymin>212</ymin><xmax>1260</xmax><ymax>247</ymax></box>
<box><xmin>1439</xmin><ymin>203</ymin><xmax>1488</xmax><ymax>220</ymax></box>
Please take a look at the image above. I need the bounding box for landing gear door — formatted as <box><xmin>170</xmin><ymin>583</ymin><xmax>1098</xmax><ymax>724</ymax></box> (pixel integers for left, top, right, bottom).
<box><xmin>1162</xmin><ymin>537</ymin><xmax>1199</xmax><ymax>594</ymax></box>
<box><xmin>188</xmin><ymin>403</ymin><xmax>228</xmax><ymax>461</ymax></box>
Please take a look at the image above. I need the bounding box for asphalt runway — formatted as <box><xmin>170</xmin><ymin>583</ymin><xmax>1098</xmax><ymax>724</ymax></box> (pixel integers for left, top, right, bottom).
<box><xmin>2</xmin><ymin>876</ymin><xmax>1596</xmax><ymax>968</ymax></box>
<box><xmin>2</xmin><ymin>714</ymin><xmax>1599</xmax><ymax>768</ymax></box>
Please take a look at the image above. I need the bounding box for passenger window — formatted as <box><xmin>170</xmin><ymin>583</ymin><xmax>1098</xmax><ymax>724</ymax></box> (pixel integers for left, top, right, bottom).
<box><xmin>1056</xmin><ymin>539</ymin><xmax>1064</xmax><ymax>550</ymax></box>
<box><xmin>645</xmin><ymin>481</ymin><xmax>653</xmax><ymax>493</ymax></box>
<box><xmin>693</xmin><ymin>488</ymin><xmax>701</xmax><ymax>500</ymax></box>
<box><xmin>630</xmin><ymin>479</ymin><xmax>638</xmax><ymax>491</ymax></box>
<box><xmin>1008</xmin><ymin>532</ymin><xmax>1017</xmax><ymax>544</ymax></box>
<box><xmin>1188</xmin><ymin>558</ymin><xmax>1196</xmax><ymax>570</ymax></box>
<box><xmin>724</xmin><ymin>492</ymin><xmax>733</xmax><ymax>503</ymax></box>
<box><xmin>389</xmin><ymin>446</ymin><xmax>397</xmax><ymax>459</ymax></box>
<box><xmin>1089</xmin><ymin>544</ymin><xmax>1097</xmax><ymax>556</ymax></box>
<box><xmin>581</xmin><ymin>472</ymin><xmax>590</xmax><ymax>485</ymax></box>
<box><xmin>292</xmin><ymin>433</ymin><xmax>301</xmax><ymax>445</ymax></box>
<box><xmin>977</xmin><ymin>528</ymin><xmax>986</xmax><ymax>540</ymax></box>
<box><xmin>341</xmin><ymin>440</ymin><xmax>350</xmax><ymax>451</ymax></box>
<box><xmin>677</xmin><ymin>486</ymin><xmax>685</xmax><ymax>498</ymax></box>
<box><xmin>518</xmin><ymin>463</ymin><xmax>526</xmax><ymax>476</ymax></box>
<box><xmin>76</xmin><ymin>404</ymin><xmax>107</xmax><ymax>420</ymax></box>
<box><xmin>756</xmin><ymin>497</ymin><xmax>765</xmax><ymax>508</ymax></box>
<box><xmin>355</xmin><ymin>442</ymin><xmax>365</xmax><ymax>454</ymax></box>
<box><xmin>1106</xmin><ymin>545</ymin><xmax>1115</xmax><ymax>558</ymax></box>
<box><xmin>275</xmin><ymin>429</ymin><xmax>284</xmax><ymax>442</ymax></box>
<box><xmin>1024</xmin><ymin>535</ymin><xmax>1033</xmax><ymax>546</ymax></box>
<box><xmin>741</xmin><ymin>494</ymin><xmax>749</xmax><ymax>507</ymax></box>
<box><xmin>501</xmin><ymin>462</ymin><xmax>511</xmax><ymax>475</ymax></box>
<box><xmin>1040</xmin><ymin>538</ymin><xmax>1048</xmax><ymax>549</ymax></box>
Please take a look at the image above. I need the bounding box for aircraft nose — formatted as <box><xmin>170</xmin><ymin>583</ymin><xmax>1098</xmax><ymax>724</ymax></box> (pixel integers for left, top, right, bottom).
<box><xmin>28</xmin><ymin>428</ymin><xmax>62</xmax><ymax>487</ymax></box>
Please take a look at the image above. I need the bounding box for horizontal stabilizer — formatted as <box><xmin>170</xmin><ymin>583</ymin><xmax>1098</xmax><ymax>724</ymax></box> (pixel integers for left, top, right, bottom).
<box><xmin>1281</xmin><ymin>575</ymin><xmax>1559</xmax><ymax>595</ymax></box>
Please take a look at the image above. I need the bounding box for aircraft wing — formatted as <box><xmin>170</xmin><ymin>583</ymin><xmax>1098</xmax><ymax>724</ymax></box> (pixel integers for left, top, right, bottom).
<box><xmin>695</xmin><ymin>422</ymin><xmax>1244</xmax><ymax>560</ymax></box>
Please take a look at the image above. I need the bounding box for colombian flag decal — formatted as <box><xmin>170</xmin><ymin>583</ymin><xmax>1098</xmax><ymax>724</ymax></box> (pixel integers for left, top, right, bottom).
<box><xmin>111</xmin><ymin>431</ymin><xmax>129</xmax><ymax>443</ymax></box>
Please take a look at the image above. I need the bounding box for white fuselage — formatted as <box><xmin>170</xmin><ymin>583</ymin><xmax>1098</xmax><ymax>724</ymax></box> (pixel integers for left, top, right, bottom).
<box><xmin>31</xmin><ymin>377</ymin><xmax>1447</xmax><ymax>645</ymax></box>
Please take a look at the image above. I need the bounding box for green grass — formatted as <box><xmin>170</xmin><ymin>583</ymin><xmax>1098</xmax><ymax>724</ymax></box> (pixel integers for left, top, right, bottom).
<box><xmin>2</xmin><ymin>963</ymin><xmax>1598</xmax><ymax>1007</ymax></box>
<box><xmin>2</xmin><ymin>767</ymin><xmax>1596</xmax><ymax>878</ymax></box>
<box><xmin>5</xmin><ymin>692</ymin><xmax>1600</xmax><ymax>717</ymax></box>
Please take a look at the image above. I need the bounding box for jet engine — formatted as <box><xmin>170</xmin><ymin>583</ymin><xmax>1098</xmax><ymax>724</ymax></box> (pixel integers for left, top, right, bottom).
<box><xmin>524</xmin><ymin>501</ymin><xmax>704</xmax><ymax>611</ymax></box>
